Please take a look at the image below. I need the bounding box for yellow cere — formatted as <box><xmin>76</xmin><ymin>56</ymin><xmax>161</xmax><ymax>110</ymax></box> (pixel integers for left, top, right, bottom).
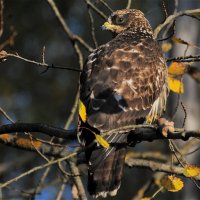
<box><xmin>103</xmin><ymin>22</ymin><xmax>124</xmax><ymax>33</ymax></box>
<box><xmin>79</xmin><ymin>100</ymin><xmax>87</xmax><ymax>123</ymax></box>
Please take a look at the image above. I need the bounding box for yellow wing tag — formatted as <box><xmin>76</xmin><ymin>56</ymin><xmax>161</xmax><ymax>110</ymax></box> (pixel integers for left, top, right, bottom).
<box><xmin>79</xmin><ymin>100</ymin><xmax>87</xmax><ymax>122</ymax></box>
<box><xmin>95</xmin><ymin>134</ymin><xmax>110</xmax><ymax>149</ymax></box>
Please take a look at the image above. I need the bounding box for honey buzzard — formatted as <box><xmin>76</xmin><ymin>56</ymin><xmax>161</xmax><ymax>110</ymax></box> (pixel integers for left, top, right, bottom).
<box><xmin>79</xmin><ymin>9</ymin><xmax>168</xmax><ymax>198</ymax></box>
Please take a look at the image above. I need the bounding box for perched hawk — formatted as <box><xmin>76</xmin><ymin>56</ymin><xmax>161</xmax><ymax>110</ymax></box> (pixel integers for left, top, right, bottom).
<box><xmin>79</xmin><ymin>9</ymin><xmax>168</xmax><ymax>198</ymax></box>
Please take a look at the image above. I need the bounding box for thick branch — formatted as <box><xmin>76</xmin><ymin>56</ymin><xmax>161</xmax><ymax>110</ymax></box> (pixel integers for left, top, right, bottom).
<box><xmin>0</xmin><ymin>133</ymin><xmax>71</xmax><ymax>157</ymax></box>
<box><xmin>0</xmin><ymin>123</ymin><xmax>76</xmax><ymax>139</ymax></box>
<box><xmin>125</xmin><ymin>158</ymin><xmax>200</xmax><ymax>181</ymax></box>
<box><xmin>0</xmin><ymin>123</ymin><xmax>200</xmax><ymax>142</ymax></box>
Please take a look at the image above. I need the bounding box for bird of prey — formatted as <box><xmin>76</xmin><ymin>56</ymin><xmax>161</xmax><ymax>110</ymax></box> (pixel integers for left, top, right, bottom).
<box><xmin>79</xmin><ymin>9</ymin><xmax>168</xmax><ymax>198</ymax></box>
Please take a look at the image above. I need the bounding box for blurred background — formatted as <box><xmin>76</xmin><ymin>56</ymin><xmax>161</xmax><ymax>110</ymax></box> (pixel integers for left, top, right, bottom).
<box><xmin>0</xmin><ymin>0</ymin><xmax>200</xmax><ymax>199</ymax></box>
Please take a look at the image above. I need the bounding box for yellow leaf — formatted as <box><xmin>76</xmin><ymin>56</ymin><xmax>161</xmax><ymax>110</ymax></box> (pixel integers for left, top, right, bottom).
<box><xmin>95</xmin><ymin>134</ymin><xmax>110</xmax><ymax>149</ymax></box>
<box><xmin>168</xmin><ymin>76</ymin><xmax>184</xmax><ymax>94</ymax></box>
<box><xmin>79</xmin><ymin>100</ymin><xmax>87</xmax><ymax>123</ymax></box>
<box><xmin>183</xmin><ymin>165</ymin><xmax>200</xmax><ymax>177</ymax></box>
<box><xmin>161</xmin><ymin>175</ymin><xmax>184</xmax><ymax>192</ymax></box>
<box><xmin>168</xmin><ymin>62</ymin><xmax>188</xmax><ymax>76</ymax></box>
<box><xmin>140</xmin><ymin>198</ymin><xmax>151</xmax><ymax>200</ymax></box>
<box><xmin>161</xmin><ymin>42</ymin><xmax>172</xmax><ymax>53</ymax></box>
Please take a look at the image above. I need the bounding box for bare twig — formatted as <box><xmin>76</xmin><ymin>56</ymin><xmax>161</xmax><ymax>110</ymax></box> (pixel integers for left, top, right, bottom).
<box><xmin>154</xmin><ymin>8</ymin><xmax>200</xmax><ymax>38</ymax></box>
<box><xmin>174</xmin><ymin>0</ymin><xmax>179</xmax><ymax>14</ymax></box>
<box><xmin>167</xmin><ymin>54</ymin><xmax>200</xmax><ymax>62</ymax></box>
<box><xmin>168</xmin><ymin>139</ymin><xmax>185</xmax><ymax>167</ymax></box>
<box><xmin>69</xmin><ymin>161</ymin><xmax>87</xmax><ymax>200</ymax></box>
<box><xmin>84</xmin><ymin>0</ymin><xmax>107</xmax><ymax>20</ymax></box>
<box><xmin>46</xmin><ymin>0</ymin><xmax>92</xmax><ymax>69</ymax></box>
<box><xmin>97</xmin><ymin>0</ymin><xmax>113</xmax><ymax>12</ymax></box>
<box><xmin>88</xmin><ymin>8</ymin><xmax>98</xmax><ymax>48</ymax></box>
<box><xmin>0</xmin><ymin>151</ymin><xmax>79</xmax><ymax>189</ymax></box>
<box><xmin>126</xmin><ymin>151</ymin><xmax>168</xmax><ymax>162</ymax></box>
<box><xmin>126</xmin><ymin>0</ymin><xmax>132</xmax><ymax>9</ymax></box>
<box><xmin>56</xmin><ymin>178</ymin><xmax>67</xmax><ymax>200</ymax></box>
<box><xmin>0</xmin><ymin>29</ymin><xmax>17</xmax><ymax>50</ymax></box>
<box><xmin>46</xmin><ymin>0</ymin><xmax>93</xmax><ymax>54</ymax></box>
<box><xmin>64</xmin><ymin>86</ymin><xmax>79</xmax><ymax>130</ymax></box>
<box><xmin>161</xmin><ymin>0</ymin><xmax>178</xmax><ymax>39</ymax></box>
<box><xmin>42</xmin><ymin>46</ymin><xmax>45</xmax><ymax>64</ymax></box>
<box><xmin>181</xmin><ymin>101</ymin><xmax>187</xmax><ymax>128</ymax></box>
<box><xmin>0</xmin><ymin>51</ymin><xmax>82</xmax><ymax>72</ymax></box>
<box><xmin>29</xmin><ymin>133</ymin><xmax>50</xmax><ymax>162</ymax></box>
<box><xmin>0</xmin><ymin>107</ymin><xmax>14</xmax><ymax>123</ymax></box>
<box><xmin>185</xmin><ymin>144</ymin><xmax>200</xmax><ymax>156</ymax></box>
<box><xmin>33</xmin><ymin>166</ymin><xmax>51</xmax><ymax>197</ymax></box>
<box><xmin>162</xmin><ymin>0</ymin><xmax>168</xmax><ymax>19</ymax></box>
<box><xmin>0</xmin><ymin>0</ymin><xmax>3</xmax><ymax>37</ymax></box>
<box><xmin>132</xmin><ymin>179</ymin><xmax>152</xmax><ymax>200</ymax></box>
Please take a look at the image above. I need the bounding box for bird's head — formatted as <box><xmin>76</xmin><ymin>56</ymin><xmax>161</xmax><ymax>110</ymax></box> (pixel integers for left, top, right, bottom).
<box><xmin>102</xmin><ymin>9</ymin><xmax>152</xmax><ymax>34</ymax></box>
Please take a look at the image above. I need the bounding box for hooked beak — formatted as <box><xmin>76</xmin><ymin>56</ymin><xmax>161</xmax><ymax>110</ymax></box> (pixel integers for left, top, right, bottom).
<box><xmin>102</xmin><ymin>21</ymin><xmax>113</xmax><ymax>30</ymax></box>
<box><xmin>101</xmin><ymin>20</ymin><xmax>124</xmax><ymax>33</ymax></box>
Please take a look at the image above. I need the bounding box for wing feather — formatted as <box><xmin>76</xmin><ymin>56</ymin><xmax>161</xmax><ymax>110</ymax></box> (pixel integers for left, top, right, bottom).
<box><xmin>80</xmin><ymin>38</ymin><xmax>166</xmax><ymax>131</ymax></box>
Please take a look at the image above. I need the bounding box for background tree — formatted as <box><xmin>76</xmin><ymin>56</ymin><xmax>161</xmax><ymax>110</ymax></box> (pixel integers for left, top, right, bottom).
<box><xmin>0</xmin><ymin>0</ymin><xmax>200</xmax><ymax>199</ymax></box>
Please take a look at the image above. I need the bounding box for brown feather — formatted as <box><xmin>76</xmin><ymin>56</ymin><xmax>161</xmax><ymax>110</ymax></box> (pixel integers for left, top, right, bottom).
<box><xmin>79</xmin><ymin>9</ymin><xmax>168</xmax><ymax>198</ymax></box>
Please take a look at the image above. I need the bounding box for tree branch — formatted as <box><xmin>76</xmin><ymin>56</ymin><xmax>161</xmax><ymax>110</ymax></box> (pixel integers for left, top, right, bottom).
<box><xmin>84</xmin><ymin>0</ymin><xmax>107</xmax><ymax>20</ymax></box>
<box><xmin>154</xmin><ymin>8</ymin><xmax>200</xmax><ymax>38</ymax></box>
<box><xmin>0</xmin><ymin>123</ymin><xmax>76</xmax><ymax>139</ymax></box>
<box><xmin>0</xmin><ymin>0</ymin><xmax>3</xmax><ymax>37</ymax></box>
<box><xmin>125</xmin><ymin>158</ymin><xmax>200</xmax><ymax>181</ymax></box>
<box><xmin>47</xmin><ymin>0</ymin><xmax>93</xmax><ymax>53</ymax></box>
<box><xmin>167</xmin><ymin>54</ymin><xmax>200</xmax><ymax>63</ymax></box>
<box><xmin>0</xmin><ymin>133</ymin><xmax>71</xmax><ymax>157</ymax></box>
<box><xmin>0</xmin><ymin>51</ymin><xmax>82</xmax><ymax>73</ymax></box>
<box><xmin>0</xmin><ymin>151</ymin><xmax>79</xmax><ymax>189</ymax></box>
<box><xmin>0</xmin><ymin>122</ymin><xmax>200</xmax><ymax>142</ymax></box>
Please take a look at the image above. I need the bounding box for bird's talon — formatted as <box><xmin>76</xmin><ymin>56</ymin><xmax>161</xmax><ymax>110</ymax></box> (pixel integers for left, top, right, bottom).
<box><xmin>158</xmin><ymin>118</ymin><xmax>175</xmax><ymax>137</ymax></box>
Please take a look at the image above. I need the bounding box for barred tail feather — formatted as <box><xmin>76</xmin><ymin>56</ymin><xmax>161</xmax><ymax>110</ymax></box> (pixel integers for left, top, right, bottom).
<box><xmin>86</xmin><ymin>134</ymin><xmax>127</xmax><ymax>198</ymax></box>
<box><xmin>88</xmin><ymin>147</ymin><xmax>126</xmax><ymax>198</ymax></box>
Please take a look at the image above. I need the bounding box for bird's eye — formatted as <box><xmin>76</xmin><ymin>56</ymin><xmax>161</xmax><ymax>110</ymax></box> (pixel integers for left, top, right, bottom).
<box><xmin>115</xmin><ymin>16</ymin><xmax>126</xmax><ymax>25</ymax></box>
